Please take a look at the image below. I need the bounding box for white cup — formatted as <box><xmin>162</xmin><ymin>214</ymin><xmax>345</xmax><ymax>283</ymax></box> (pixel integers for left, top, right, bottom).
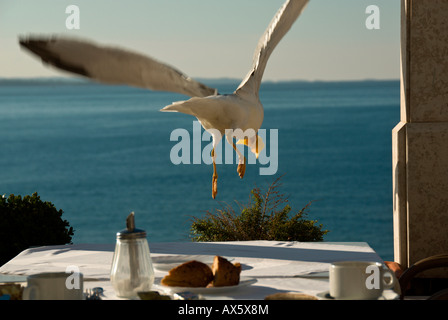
<box><xmin>329</xmin><ymin>261</ymin><xmax>395</xmax><ymax>300</ymax></box>
<box><xmin>23</xmin><ymin>272</ymin><xmax>84</xmax><ymax>300</ymax></box>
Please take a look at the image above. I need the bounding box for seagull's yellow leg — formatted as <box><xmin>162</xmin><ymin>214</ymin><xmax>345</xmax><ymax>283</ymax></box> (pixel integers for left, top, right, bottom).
<box><xmin>211</xmin><ymin>148</ymin><xmax>218</xmax><ymax>199</ymax></box>
<box><xmin>233</xmin><ymin>143</ymin><xmax>246</xmax><ymax>179</ymax></box>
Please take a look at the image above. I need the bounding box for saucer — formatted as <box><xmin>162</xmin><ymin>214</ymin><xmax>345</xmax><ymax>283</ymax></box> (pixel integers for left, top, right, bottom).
<box><xmin>316</xmin><ymin>291</ymin><xmax>335</xmax><ymax>300</ymax></box>
<box><xmin>316</xmin><ymin>290</ymin><xmax>399</xmax><ymax>300</ymax></box>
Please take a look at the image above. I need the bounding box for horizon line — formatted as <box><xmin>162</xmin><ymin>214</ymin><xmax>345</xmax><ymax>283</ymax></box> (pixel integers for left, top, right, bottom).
<box><xmin>0</xmin><ymin>76</ymin><xmax>400</xmax><ymax>83</ymax></box>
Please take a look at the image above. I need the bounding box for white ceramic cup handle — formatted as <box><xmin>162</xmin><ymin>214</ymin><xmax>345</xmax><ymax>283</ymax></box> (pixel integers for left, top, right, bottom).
<box><xmin>23</xmin><ymin>285</ymin><xmax>39</xmax><ymax>300</ymax></box>
<box><xmin>382</xmin><ymin>270</ymin><xmax>396</xmax><ymax>289</ymax></box>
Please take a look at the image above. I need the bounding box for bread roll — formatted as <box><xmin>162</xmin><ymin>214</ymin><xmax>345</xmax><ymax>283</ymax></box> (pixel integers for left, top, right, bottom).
<box><xmin>161</xmin><ymin>260</ymin><xmax>214</xmax><ymax>287</ymax></box>
<box><xmin>211</xmin><ymin>256</ymin><xmax>241</xmax><ymax>287</ymax></box>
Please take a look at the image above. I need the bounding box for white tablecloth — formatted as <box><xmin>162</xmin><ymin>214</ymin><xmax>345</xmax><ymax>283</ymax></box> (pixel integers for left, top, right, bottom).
<box><xmin>0</xmin><ymin>241</ymin><xmax>389</xmax><ymax>300</ymax></box>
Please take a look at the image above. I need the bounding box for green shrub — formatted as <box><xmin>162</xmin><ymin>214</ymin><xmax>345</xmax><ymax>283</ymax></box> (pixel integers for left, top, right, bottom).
<box><xmin>0</xmin><ymin>192</ymin><xmax>74</xmax><ymax>266</ymax></box>
<box><xmin>190</xmin><ymin>176</ymin><xmax>329</xmax><ymax>242</ymax></box>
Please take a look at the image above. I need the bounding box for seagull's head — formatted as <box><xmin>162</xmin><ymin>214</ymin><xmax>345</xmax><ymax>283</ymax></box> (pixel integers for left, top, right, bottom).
<box><xmin>237</xmin><ymin>133</ymin><xmax>264</xmax><ymax>159</ymax></box>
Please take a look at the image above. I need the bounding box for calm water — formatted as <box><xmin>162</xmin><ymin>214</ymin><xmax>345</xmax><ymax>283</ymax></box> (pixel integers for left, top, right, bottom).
<box><xmin>0</xmin><ymin>78</ymin><xmax>399</xmax><ymax>261</ymax></box>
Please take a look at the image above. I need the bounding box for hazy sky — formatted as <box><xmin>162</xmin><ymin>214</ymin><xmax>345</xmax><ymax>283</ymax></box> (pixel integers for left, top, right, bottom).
<box><xmin>1</xmin><ymin>0</ymin><xmax>400</xmax><ymax>81</ymax></box>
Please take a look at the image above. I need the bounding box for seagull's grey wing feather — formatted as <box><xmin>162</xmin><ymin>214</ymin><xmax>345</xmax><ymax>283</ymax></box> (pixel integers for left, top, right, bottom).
<box><xmin>19</xmin><ymin>35</ymin><xmax>217</xmax><ymax>98</ymax></box>
<box><xmin>235</xmin><ymin>0</ymin><xmax>309</xmax><ymax>98</ymax></box>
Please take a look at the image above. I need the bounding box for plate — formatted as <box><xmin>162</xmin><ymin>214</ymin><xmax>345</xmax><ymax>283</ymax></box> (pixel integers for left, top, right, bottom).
<box><xmin>316</xmin><ymin>290</ymin><xmax>399</xmax><ymax>300</ymax></box>
<box><xmin>152</xmin><ymin>255</ymin><xmax>232</xmax><ymax>272</ymax></box>
<box><xmin>158</xmin><ymin>277</ymin><xmax>257</xmax><ymax>294</ymax></box>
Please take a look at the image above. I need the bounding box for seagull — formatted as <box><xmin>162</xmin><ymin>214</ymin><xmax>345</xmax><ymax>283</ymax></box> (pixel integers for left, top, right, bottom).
<box><xmin>19</xmin><ymin>0</ymin><xmax>309</xmax><ymax>199</ymax></box>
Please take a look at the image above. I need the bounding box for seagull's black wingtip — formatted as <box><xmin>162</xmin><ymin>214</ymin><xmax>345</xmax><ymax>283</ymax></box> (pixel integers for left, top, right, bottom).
<box><xmin>17</xmin><ymin>35</ymin><xmax>91</xmax><ymax>78</ymax></box>
<box><xmin>18</xmin><ymin>37</ymin><xmax>49</xmax><ymax>58</ymax></box>
<box><xmin>18</xmin><ymin>35</ymin><xmax>30</xmax><ymax>48</ymax></box>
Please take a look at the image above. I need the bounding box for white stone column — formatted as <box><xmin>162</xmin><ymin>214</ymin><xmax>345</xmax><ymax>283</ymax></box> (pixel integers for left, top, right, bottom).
<box><xmin>393</xmin><ymin>0</ymin><xmax>448</xmax><ymax>275</ymax></box>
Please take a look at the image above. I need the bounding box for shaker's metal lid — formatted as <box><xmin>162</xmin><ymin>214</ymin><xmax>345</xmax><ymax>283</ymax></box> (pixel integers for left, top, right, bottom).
<box><xmin>116</xmin><ymin>212</ymin><xmax>147</xmax><ymax>239</ymax></box>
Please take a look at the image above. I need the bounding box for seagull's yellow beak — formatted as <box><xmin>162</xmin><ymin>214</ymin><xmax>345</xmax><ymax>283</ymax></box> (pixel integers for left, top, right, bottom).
<box><xmin>237</xmin><ymin>135</ymin><xmax>264</xmax><ymax>159</ymax></box>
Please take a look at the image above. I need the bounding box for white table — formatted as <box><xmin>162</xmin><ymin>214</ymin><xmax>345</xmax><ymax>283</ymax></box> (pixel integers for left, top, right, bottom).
<box><xmin>0</xmin><ymin>241</ymin><xmax>396</xmax><ymax>300</ymax></box>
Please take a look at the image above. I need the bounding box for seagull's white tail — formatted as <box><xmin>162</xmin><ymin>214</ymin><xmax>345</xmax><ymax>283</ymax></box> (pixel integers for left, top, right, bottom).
<box><xmin>160</xmin><ymin>98</ymin><xmax>201</xmax><ymax>116</ymax></box>
<box><xmin>160</xmin><ymin>101</ymin><xmax>187</xmax><ymax>113</ymax></box>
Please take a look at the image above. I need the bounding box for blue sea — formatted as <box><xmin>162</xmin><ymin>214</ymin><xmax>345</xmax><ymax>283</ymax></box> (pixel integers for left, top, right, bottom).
<box><xmin>0</xmin><ymin>78</ymin><xmax>399</xmax><ymax>261</ymax></box>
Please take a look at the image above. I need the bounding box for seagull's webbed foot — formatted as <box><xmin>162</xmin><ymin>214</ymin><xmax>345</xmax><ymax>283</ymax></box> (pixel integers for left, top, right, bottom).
<box><xmin>237</xmin><ymin>157</ymin><xmax>246</xmax><ymax>179</ymax></box>
<box><xmin>212</xmin><ymin>172</ymin><xmax>218</xmax><ymax>199</ymax></box>
<box><xmin>211</xmin><ymin>148</ymin><xmax>218</xmax><ymax>199</ymax></box>
<box><xmin>232</xmin><ymin>142</ymin><xmax>246</xmax><ymax>179</ymax></box>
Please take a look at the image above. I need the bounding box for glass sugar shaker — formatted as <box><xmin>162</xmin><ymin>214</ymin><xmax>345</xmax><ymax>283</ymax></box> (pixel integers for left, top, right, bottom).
<box><xmin>110</xmin><ymin>212</ymin><xmax>155</xmax><ymax>298</ymax></box>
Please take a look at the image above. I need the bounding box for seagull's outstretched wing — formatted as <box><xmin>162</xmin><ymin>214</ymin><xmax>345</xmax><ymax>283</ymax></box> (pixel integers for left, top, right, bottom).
<box><xmin>19</xmin><ymin>36</ymin><xmax>217</xmax><ymax>98</ymax></box>
<box><xmin>235</xmin><ymin>0</ymin><xmax>309</xmax><ymax>98</ymax></box>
